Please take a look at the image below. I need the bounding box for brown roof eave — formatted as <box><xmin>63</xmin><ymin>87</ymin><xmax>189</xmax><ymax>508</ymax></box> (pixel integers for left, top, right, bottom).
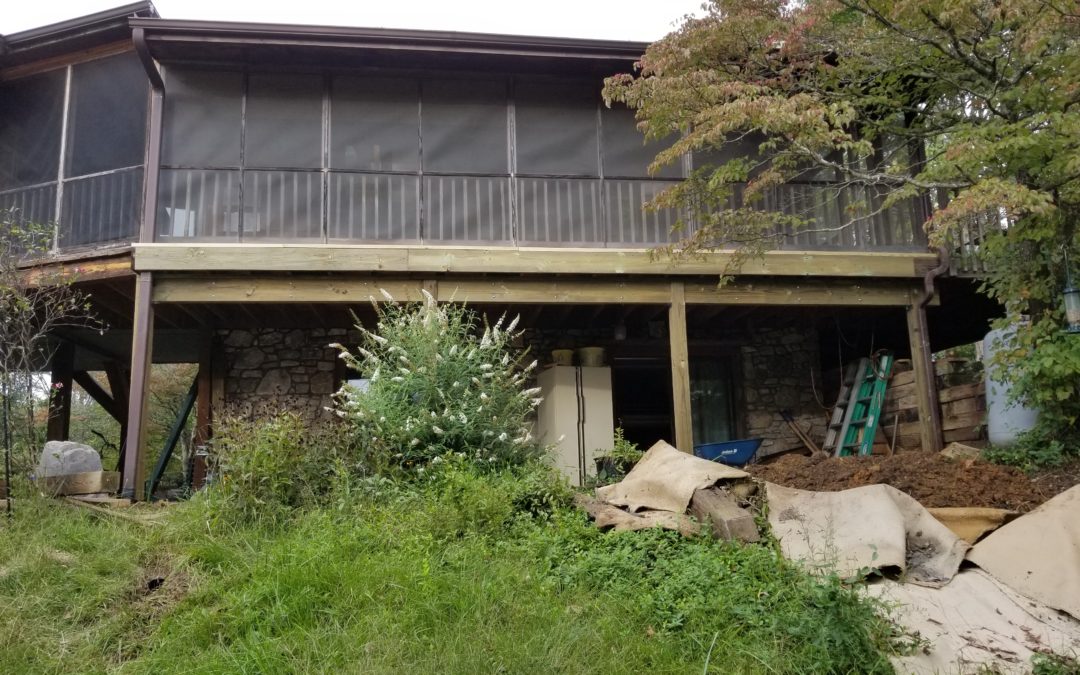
<box><xmin>126</xmin><ymin>17</ymin><xmax>648</xmax><ymax>62</ymax></box>
<box><xmin>1</xmin><ymin>2</ymin><xmax>158</xmax><ymax>68</ymax></box>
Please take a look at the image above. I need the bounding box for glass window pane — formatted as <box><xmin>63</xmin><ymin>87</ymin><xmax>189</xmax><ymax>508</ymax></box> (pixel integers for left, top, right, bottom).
<box><xmin>327</xmin><ymin>172</ymin><xmax>419</xmax><ymax>241</ymax></box>
<box><xmin>242</xmin><ymin>170</ymin><xmax>323</xmax><ymax>240</ymax></box>
<box><xmin>331</xmin><ymin>76</ymin><xmax>418</xmax><ymax>172</ymax></box>
<box><xmin>156</xmin><ymin>168</ymin><xmax>241</xmax><ymax>240</ymax></box>
<box><xmin>601</xmin><ymin>106</ymin><xmax>682</xmax><ymax>179</ymax></box>
<box><xmin>0</xmin><ymin>71</ymin><xmax>64</xmax><ymax>189</ymax></box>
<box><xmin>690</xmin><ymin>358</ymin><xmax>735</xmax><ymax>445</ymax></box>
<box><xmin>515</xmin><ymin>81</ymin><xmax>598</xmax><ymax>176</ymax></box>
<box><xmin>422</xmin><ymin>79</ymin><xmax>507</xmax><ymax>174</ymax></box>
<box><xmin>245</xmin><ymin>73</ymin><xmax>323</xmax><ymax>169</ymax></box>
<box><xmin>423</xmin><ymin>175</ymin><xmax>510</xmax><ymax>242</ymax></box>
<box><xmin>66</xmin><ymin>53</ymin><xmax>148</xmax><ymax>177</ymax></box>
<box><xmin>162</xmin><ymin>69</ymin><xmax>242</xmax><ymax>168</ymax></box>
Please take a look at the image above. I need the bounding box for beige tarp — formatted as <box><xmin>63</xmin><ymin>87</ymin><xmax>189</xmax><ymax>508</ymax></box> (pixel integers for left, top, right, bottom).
<box><xmin>968</xmin><ymin>484</ymin><xmax>1080</xmax><ymax>620</ymax></box>
<box><xmin>868</xmin><ymin>569</ymin><xmax>1080</xmax><ymax>674</ymax></box>
<box><xmin>595</xmin><ymin>441</ymin><xmax>748</xmax><ymax>514</ymax></box>
<box><xmin>766</xmin><ymin>482</ymin><xmax>969</xmax><ymax>587</ymax></box>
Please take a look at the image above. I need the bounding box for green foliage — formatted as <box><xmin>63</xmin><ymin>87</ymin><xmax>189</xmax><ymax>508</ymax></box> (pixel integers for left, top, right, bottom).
<box><xmin>0</xmin><ymin>466</ymin><xmax>911</xmax><ymax>674</ymax></box>
<box><xmin>208</xmin><ymin>413</ymin><xmax>340</xmax><ymax>521</ymax></box>
<box><xmin>1032</xmin><ymin>651</ymin><xmax>1080</xmax><ymax>675</ymax></box>
<box><xmin>594</xmin><ymin>427</ymin><xmax>644</xmax><ymax>484</ymax></box>
<box><xmin>334</xmin><ymin>291</ymin><xmax>541</xmax><ymax>474</ymax></box>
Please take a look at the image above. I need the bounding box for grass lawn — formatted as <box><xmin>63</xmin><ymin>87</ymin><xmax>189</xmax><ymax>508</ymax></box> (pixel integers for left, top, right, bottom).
<box><xmin>0</xmin><ymin>469</ymin><xmax>901</xmax><ymax>674</ymax></box>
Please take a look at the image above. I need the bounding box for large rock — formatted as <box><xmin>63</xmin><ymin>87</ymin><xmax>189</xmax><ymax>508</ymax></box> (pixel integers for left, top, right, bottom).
<box><xmin>37</xmin><ymin>441</ymin><xmax>102</xmax><ymax>477</ymax></box>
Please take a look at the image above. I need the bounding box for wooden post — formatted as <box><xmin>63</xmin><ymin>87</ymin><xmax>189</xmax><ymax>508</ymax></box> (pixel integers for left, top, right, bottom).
<box><xmin>194</xmin><ymin>336</ymin><xmax>213</xmax><ymax>448</ymax></box>
<box><xmin>46</xmin><ymin>342</ymin><xmax>75</xmax><ymax>441</ymax></box>
<box><xmin>121</xmin><ymin>273</ymin><xmax>155</xmax><ymax>500</ymax></box>
<box><xmin>669</xmin><ymin>282</ymin><xmax>694</xmax><ymax>452</ymax></box>
<box><xmin>906</xmin><ymin>301</ymin><xmax>943</xmax><ymax>452</ymax></box>
<box><xmin>104</xmin><ymin>364</ymin><xmax>128</xmax><ymax>472</ymax></box>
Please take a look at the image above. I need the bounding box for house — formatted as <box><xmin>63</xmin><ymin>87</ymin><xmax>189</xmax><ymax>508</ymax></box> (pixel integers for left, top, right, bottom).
<box><xmin>0</xmin><ymin>3</ymin><xmax>1000</xmax><ymax>497</ymax></box>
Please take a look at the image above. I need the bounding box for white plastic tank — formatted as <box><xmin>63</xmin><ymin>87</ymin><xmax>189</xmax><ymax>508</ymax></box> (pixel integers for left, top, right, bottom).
<box><xmin>983</xmin><ymin>323</ymin><xmax>1039</xmax><ymax>446</ymax></box>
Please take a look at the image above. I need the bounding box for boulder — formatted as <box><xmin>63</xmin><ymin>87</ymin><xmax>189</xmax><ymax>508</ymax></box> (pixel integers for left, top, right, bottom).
<box><xmin>37</xmin><ymin>441</ymin><xmax>102</xmax><ymax>477</ymax></box>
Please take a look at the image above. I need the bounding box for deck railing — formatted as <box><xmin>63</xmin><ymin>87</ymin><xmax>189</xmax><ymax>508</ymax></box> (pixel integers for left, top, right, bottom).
<box><xmin>153</xmin><ymin>170</ymin><xmax>930</xmax><ymax>251</ymax></box>
<box><xmin>0</xmin><ymin>165</ymin><xmax>143</xmax><ymax>252</ymax></box>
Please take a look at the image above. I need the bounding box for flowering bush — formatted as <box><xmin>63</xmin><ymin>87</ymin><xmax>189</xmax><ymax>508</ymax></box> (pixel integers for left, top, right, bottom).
<box><xmin>332</xmin><ymin>290</ymin><xmax>541</xmax><ymax>473</ymax></box>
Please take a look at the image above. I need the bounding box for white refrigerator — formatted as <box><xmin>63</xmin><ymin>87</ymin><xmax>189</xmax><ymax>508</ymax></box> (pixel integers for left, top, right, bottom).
<box><xmin>536</xmin><ymin>365</ymin><xmax>615</xmax><ymax>486</ymax></box>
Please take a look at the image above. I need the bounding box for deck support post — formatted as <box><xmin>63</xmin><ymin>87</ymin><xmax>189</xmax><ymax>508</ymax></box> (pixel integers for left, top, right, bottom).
<box><xmin>46</xmin><ymin>342</ymin><xmax>75</xmax><ymax>441</ymax></box>
<box><xmin>906</xmin><ymin>301</ymin><xmax>943</xmax><ymax>452</ymax></box>
<box><xmin>121</xmin><ymin>272</ymin><xmax>155</xmax><ymax>500</ymax></box>
<box><xmin>669</xmin><ymin>282</ymin><xmax>694</xmax><ymax>452</ymax></box>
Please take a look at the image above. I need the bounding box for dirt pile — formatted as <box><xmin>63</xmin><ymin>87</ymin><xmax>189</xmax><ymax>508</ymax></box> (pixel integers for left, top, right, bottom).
<box><xmin>749</xmin><ymin>452</ymin><xmax>1061</xmax><ymax>512</ymax></box>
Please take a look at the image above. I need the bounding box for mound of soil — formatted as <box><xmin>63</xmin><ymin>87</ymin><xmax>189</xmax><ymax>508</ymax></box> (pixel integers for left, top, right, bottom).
<box><xmin>749</xmin><ymin>452</ymin><xmax>1066</xmax><ymax>512</ymax></box>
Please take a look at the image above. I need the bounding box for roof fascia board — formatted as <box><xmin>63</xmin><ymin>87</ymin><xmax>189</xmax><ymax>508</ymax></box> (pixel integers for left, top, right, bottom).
<box><xmin>127</xmin><ymin>18</ymin><xmax>647</xmax><ymax>61</ymax></box>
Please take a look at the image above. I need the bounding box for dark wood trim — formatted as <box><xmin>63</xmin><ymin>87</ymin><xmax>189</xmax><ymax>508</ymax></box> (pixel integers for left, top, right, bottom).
<box><xmin>121</xmin><ymin>272</ymin><xmax>155</xmax><ymax>499</ymax></box>
<box><xmin>46</xmin><ymin>342</ymin><xmax>76</xmax><ymax>441</ymax></box>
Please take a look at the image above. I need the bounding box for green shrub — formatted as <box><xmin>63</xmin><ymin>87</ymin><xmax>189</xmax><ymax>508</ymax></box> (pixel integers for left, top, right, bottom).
<box><xmin>333</xmin><ymin>291</ymin><xmax>541</xmax><ymax>474</ymax></box>
<box><xmin>208</xmin><ymin>413</ymin><xmax>337</xmax><ymax>520</ymax></box>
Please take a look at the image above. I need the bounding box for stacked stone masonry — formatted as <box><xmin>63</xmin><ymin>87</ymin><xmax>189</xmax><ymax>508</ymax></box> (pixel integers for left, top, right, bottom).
<box><xmin>219</xmin><ymin>327</ymin><xmax>360</xmax><ymax>423</ymax></box>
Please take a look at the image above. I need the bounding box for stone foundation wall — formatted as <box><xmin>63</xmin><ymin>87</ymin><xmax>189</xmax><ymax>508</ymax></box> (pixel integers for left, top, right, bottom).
<box><xmin>740</xmin><ymin>326</ymin><xmax>825</xmax><ymax>457</ymax></box>
<box><xmin>220</xmin><ymin>327</ymin><xmax>359</xmax><ymax>422</ymax></box>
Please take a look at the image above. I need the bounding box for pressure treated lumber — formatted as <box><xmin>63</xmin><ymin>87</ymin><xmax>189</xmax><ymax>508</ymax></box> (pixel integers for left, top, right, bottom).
<box><xmin>134</xmin><ymin>243</ymin><xmax>936</xmax><ymax>278</ymax></box>
<box><xmin>151</xmin><ymin>275</ymin><xmax>931</xmax><ymax>307</ymax></box>
<box><xmin>39</xmin><ymin>471</ymin><xmax>120</xmax><ymax>496</ymax></box>
<box><xmin>689</xmin><ymin>486</ymin><xmax>760</xmax><ymax>543</ymax></box>
<box><xmin>669</xmin><ymin>283</ymin><xmax>694</xmax><ymax>453</ymax></box>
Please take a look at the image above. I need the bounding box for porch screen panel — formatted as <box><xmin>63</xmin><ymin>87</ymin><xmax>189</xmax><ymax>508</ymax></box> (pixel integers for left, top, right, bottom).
<box><xmin>61</xmin><ymin>53</ymin><xmax>148</xmax><ymax>247</ymax></box>
<box><xmin>156</xmin><ymin>169</ymin><xmax>240</xmax><ymax>240</ymax></box>
<box><xmin>601</xmin><ymin>106</ymin><xmax>682</xmax><ymax>179</ymax></box>
<box><xmin>516</xmin><ymin>178</ymin><xmax>602</xmax><ymax>245</ymax></box>
<box><xmin>161</xmin><ymin>69</ymin><xmax>242</xmax><ymax>168</ymax></box>
<box><xmin>604</xmin><ymin>180</ymin><xmax>682</xmax><ymax>245</ymax></box>
<box><xmin>327</xmin><ymin>173</ymin><xmax>420</xmax><ymax>241</ymax></box>
<box><xmin>65</xmin><ymin>53</ymin><xmax>147</xmax><ymax>177</ymax></box>
<box><xmin>515</xmin><ymin>81</ymin><xmax>598</xmax><ymax>176</ymax></box>
<box><xmin>243</xmin><ymin>170</ymin><xmax>322</xmax><ymax>240</ymax></box>
<box><xmin>0</xmin><ymin>71</ymin><xmax>64</xmax><ymax>190</ymax></box>
<box><xmin>421</xmin><ymin>79</ymin><xmax>507</xmax><ymax>174</ymax></box>
<box><xmin>331</xmin><ymin>76</ymin><xmax>419</xmax><ymax>172</ymax></box>
<box><xmin>61</xmin><ymin>167</ymin><xmax>143</xmax><ymax>247</ymax></box>
<box><xmin>423</xmin><ymin>176</ymin><xmax>511</xmax><ymax>242</ymax></box>
<box><xmin>245</xmin><ymin>73</ymin><xmax>323</xmax><ymax>169</ymax></box>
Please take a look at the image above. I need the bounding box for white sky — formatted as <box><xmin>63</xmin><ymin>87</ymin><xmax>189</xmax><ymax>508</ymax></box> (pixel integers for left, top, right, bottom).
<box><xmin>3</xmin><ymin>1</ymin><xmax>705</xmax><ymax>42</ymax></box>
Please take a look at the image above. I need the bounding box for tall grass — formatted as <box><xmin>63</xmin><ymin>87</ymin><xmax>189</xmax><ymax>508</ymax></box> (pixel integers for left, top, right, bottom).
<box><xmin>0</xmin><ymin>465</ymin><xmax>903</xmax><ymax>674</ymax></box>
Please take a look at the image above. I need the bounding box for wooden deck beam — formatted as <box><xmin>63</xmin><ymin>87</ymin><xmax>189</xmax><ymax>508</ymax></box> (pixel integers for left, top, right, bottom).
<box><xmin>150</xmin><ymin>275</ymin><xmax>935</xmax><ymax>307</ymax></box>
<box><xmin>134</xmin><ymin>244</ymin><xmax>936</xmax><ymax>279</ymax></box>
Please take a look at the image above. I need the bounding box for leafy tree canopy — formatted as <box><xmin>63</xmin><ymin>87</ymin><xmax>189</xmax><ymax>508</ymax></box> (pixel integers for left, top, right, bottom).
<box><xmin>605</xmin><ymin>0</ymin><xmax>1080</xmax><ymax>457</ymax></box>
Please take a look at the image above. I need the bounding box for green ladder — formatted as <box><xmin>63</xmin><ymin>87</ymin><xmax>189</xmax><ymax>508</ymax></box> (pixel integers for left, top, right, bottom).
<box><xmin>823</xmin><ymin>351</ymin><xmax>894</xmax><ymax>457</ymax></box>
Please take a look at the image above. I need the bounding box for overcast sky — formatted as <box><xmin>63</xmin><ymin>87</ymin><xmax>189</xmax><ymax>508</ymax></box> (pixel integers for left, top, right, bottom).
<box><xmin>3</xmin><ymin>0</ymin><xmax>705</xmax><ymax>42</ymax></box>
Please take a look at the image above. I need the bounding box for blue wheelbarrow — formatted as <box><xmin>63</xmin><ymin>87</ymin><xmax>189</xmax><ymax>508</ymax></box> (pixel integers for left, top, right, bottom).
<box><xmin>693</xmin><ymin>438</ymin><xmax>764</xmax><ymax>467</ymax></box>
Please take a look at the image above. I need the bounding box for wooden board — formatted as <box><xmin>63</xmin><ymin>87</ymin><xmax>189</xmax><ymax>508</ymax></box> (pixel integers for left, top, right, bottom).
<box><xmin>134</xmin><ymin>243</ymin><xmax>937</xmax><ymax>279</ymax></box>
<box><xmin>38</xmin><ymin>471</ymin><xmax>120</xmax><ymax>496</ymax></box>
<box><xmin>152</xmin><ymin>274</ymin><xmax>924</xmax><ymax>307</ymax></box>
<box><xmin>688</xmin><ymin>487</ymin><xmax>760</xmax><ymax>543</ymax></box>
<box><xmin>938</xmin><ymin>382</ymin><xmax>986</xmax><ymax>404</ymax></box>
